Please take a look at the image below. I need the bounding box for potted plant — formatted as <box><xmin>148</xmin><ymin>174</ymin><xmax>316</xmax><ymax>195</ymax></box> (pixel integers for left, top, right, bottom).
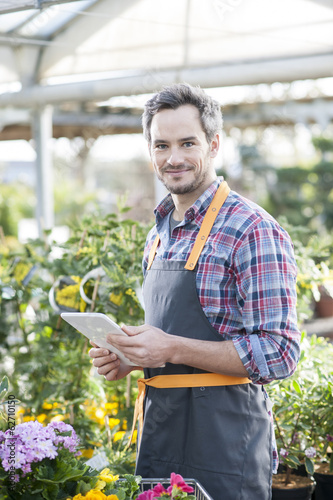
<box><xmin>314</xmin><ymin>266</ymin><xmax>333</xmax><ymax>318</ymax></box>
<box><xmin>269</xmin><ymin>332</ymin><xmax>333</xmax><ymax>499</ymax></box>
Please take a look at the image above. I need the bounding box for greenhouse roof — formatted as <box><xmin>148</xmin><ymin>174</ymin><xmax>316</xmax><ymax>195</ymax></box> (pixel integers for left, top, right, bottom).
<box><xmin>0</xmin><ymin>0</ymin><xmax>332</xmax><ymax>107</ymax></box>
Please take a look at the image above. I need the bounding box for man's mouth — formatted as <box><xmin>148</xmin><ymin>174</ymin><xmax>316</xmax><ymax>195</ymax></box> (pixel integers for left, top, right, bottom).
<box><xmin>163</xmin><ymin>166</ymin><xmax>193</xmax><ymax>176</ymax></box>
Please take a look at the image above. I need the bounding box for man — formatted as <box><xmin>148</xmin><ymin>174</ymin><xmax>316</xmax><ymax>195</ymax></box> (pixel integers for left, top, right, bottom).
<box><xmin>89</xmin><ymin>83</ymin><xmax>300</xmax><ymax>499</ymax></box>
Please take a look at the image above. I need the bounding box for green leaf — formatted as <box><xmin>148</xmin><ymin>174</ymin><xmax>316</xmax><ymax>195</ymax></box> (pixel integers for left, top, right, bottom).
<box><xmin>287</xmin><ymin>454</ymin><xmax>302</xmax><ymax>467</ymax></box>
<box><xmin>292</xmin><ymin>380</ymin><xmax>302</xmax><ymax>394</ymax></box>
<box><xmin>0</xmin><ymin>376</ymin><xmax>9</xmax><ymax>396</ymax></box>
<box><xmin>41</xmin><ymin>483</ymin><xmax>59</xmax><ymax>500</ymax></box>
<box><xmin>305</xmin><ymin>457</ymin><xmax>314</xmax><ymax>475</ymax></box>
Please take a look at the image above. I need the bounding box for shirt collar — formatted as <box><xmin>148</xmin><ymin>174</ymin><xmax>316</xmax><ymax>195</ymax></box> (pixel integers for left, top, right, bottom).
<box><xmin>154</xmin><ymin>177</ymin><xmax>224</xmax><ymax>225</ymax></box>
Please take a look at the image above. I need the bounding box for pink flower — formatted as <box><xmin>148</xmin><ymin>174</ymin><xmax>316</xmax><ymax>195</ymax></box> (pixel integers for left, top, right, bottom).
<box><xmin>152</xmin><ymin>483</ymin><xmax>167</xmax><ymax>496</ymax></box>
<box><xmin>136</xmin><ymin>491</ymin><xmax>155</xmax><ymax>500</ymax></box>
<box><xmin>167</xmin><ymin>473</ymin><xmax>194</xmax><ymax>494</ymax></box>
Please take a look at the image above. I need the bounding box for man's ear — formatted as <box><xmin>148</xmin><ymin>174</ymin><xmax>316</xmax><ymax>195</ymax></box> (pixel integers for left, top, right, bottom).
<box><xmin>210</xmin><ymin>133</ymin><xmax>220</xmax><ymax>158</ymax></box>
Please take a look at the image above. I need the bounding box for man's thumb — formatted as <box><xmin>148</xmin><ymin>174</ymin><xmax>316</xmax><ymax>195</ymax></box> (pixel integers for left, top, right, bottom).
<box><xmin>121</xmin><ymin>324</ymin><xmax>141</xmax><ymax>336</ymax></box>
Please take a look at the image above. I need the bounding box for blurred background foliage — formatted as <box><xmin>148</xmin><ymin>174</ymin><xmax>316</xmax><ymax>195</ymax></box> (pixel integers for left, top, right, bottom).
<box><xmin>0</xmin><ymin>205</ymin><xmax>149</xmax><ymax>472</ymax></box>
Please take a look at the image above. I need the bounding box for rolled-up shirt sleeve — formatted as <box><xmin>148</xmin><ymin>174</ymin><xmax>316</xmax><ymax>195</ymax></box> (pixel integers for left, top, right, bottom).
<box><xmin>232</xmin><ymin>220</ymin><xmax>301</xmax><ymax>384</ymax></box>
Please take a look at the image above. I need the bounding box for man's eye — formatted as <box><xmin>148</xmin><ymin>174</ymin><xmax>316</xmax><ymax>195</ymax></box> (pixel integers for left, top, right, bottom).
<box><xmin>156</xmin><ymin>144</ymin><xmax>167</xmax><ymax>150</ymax></box>
<box><xmin>183</xmin><ymin>142</ymin><xmax>193</xmax><ymax>147</ymax></box>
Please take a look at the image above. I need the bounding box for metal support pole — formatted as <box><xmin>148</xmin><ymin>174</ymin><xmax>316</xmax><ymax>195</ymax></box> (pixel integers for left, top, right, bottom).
<box><xmin>32</xmin><ymin>105</ymin><xmax>54</xmax><ymax>237</ymax></box>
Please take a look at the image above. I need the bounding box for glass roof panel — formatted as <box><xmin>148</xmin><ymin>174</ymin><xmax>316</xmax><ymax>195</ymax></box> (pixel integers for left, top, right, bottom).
<box><xmin>0</xmin><ymin>0</ymin><xmax>332</xmax><ymax>92</ymax></box>
<box><xmin>0</xmin><ymin>0</ymin><xmax>83</xmax><ymax>15</ymax></box>
<box><xmin>0</xmin><ymin>9</ymin><xmax>36</xmax><ymax>32</ymax></box>
<box><xmin>16</xmin><ymin>0</ymin><xmax>97</xmax><ymax>38</ymax></box>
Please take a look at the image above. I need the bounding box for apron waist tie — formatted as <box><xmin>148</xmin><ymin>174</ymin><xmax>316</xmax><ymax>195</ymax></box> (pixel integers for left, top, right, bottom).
<box><xmin>127</xmin><ymin>372</ymin><xmax>251</xmax><ymax>449</ymax></box>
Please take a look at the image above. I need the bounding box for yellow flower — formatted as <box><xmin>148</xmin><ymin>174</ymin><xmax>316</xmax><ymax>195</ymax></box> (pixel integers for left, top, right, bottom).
<box><xmin>105</xmin><ymin>402</ymin><xmax>118</xmax><ymax>411</ymax></box>
<box><xmin>113</xmin><ymin>431</ymin><xmax>125</xmax><ymax>442</ymax></box>
<box><xmin>81</xmin><ymin>449</ymin><xmax>94</xmax><ymax>459</ymax></box>
<box><xmin>94</xmin><ymin>479</ymin><xmax>106</xmax><ymax>491</ymax></box>
<box><xmin>84</xmin><ymin>491</ymin><xmax>107</xmax><ymax>500</ymax></box>
<box><xmin>55</xmin><ymin>276</ymin><xmax>84</xmax><ymax>310</ymax></box>
<box><xmin>95</xmin><ymin>408</ymin><xmax>106</xmax><ymax>420</ymax></box>
<box><xmin>14</xmin><ymin>262</ymin><xmax>32</xmax><ymax>284</ymax></box>
<box><xmin>108</xmin><ymin>418</ymin><xmax>120</xmax><ymax>429</ymax></box>
<box><xmin>98</xmin><ymin>468</ymin><xmax>119</xmax><ymax>483</ymax></box>
<box><xmin>109</xmin><ymin>292</ymin><xmax>123</xmax><ymax>306</ymax></box>
<box><xmin>37</xmin><ymin>413</ymin><xmax>48</xmax><ymax>423</ymax></box>
<box><xmin>71</xmin><ymin>495</ymin><xmax>85</xmax><ymax>500</ymax></box>
<box><xmin>51</xmin><ymin>414</ymin><xmax>65</xmax><ymax>422</ymax></box>
<box><xmin>42</xmin><ymin>402</ymin><xmax>53</xmax><ymax>410</ymax></box>
<box><xmin>23</xmin><ymin>416</ymin><xmax>35</xmax><ymax>422</ymax></box>
<box><xmin>107</xmin><ymin>496</ymin><xmax>119</xmax><ymax>500</ymax></box>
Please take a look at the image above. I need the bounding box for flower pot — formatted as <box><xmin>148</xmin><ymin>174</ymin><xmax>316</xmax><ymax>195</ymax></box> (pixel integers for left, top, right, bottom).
<box><xmin>272</xmin><ymin>473</ymin><xmax>315</xmax><ymax>500</ymax></box>
<box><xmin>315</xmin><ymin>286</ymin><xmax>333</xmax><ymax>318</ymax></box>
<box><xmin>313</xmin><ymin>468</ymin><xmax>333</xmax><ymax>500</ymax></box>
<box><xmin>272</xmin><ymin>483</ymin><xmax>315</xmax><ymax>500</ymax></box>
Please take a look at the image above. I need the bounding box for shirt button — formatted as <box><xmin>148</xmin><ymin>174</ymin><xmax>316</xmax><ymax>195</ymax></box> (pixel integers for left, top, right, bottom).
<box><xmin>200</xmin><ymin>387</ymin><xmax>205</xmax><ymax>391</ymax></box>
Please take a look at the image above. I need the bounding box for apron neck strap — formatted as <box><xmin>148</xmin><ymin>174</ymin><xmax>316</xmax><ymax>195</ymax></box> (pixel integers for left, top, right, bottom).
<box><xmin>147</xmin><ymin>181</ymin><xmax>230</xmax><ymax>271</ymax></box>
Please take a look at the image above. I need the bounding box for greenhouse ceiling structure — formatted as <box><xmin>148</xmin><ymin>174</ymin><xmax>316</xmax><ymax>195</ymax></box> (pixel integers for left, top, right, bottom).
<box><xmin>0</xmin><ymin>0</ymin><xmax>332</xmax><ymax>103</ymax></box>
<box><xmin>0</xmin><ymin>0</ymin><xmax>332</xmax><ymax>233</ymax></box>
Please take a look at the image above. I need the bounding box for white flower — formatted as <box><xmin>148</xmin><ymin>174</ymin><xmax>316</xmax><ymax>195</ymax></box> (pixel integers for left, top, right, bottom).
<box><xmin>305</xmin><ymin>447</ymin><xmax>316</xmax><ymax>458</ymax></box>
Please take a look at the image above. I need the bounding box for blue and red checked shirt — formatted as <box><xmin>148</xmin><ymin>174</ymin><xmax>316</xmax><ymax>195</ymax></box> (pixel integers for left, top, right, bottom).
<box><xmin>143</xmin><ymin>177</ymin><xmax>301</xmax><ymax>472</ymax></box>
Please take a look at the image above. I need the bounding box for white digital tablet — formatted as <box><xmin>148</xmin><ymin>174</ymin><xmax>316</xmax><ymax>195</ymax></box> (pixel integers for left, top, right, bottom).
<box><xmin>60</xmin><ymin>312</ymin><xmax>137</xmax><ymax>366</ymax></box>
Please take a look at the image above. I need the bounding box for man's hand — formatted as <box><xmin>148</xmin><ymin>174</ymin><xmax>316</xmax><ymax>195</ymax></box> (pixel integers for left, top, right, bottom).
<box><xmin>88</xmin><ymin>342</ymin><xmax>137</xmax><ymax>381</ymax></box>
<box><xmin>106</xmin><ymin>324</ymin><xmax>172</xmax><ymax>368</ymax></box>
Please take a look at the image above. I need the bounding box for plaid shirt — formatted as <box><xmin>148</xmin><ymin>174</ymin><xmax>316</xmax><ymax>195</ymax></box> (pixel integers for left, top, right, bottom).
<box><xmin>143</xmin><ymin>177</ymin><xmax>301</xmax><ymax>472</ymax></box>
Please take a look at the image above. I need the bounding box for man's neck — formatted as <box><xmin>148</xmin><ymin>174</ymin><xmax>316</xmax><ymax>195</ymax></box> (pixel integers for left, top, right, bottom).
<box><xmin>171</xmin><ymin>176</ymin><xmax>217</xmax><ymax>221</ymax></box>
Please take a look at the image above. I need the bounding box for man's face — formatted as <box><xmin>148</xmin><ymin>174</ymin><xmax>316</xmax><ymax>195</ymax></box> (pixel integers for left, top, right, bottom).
<box><xmin>149</xmin><ymin>104</ymin><xmax>219</xmax><ymax>196</ymax></box>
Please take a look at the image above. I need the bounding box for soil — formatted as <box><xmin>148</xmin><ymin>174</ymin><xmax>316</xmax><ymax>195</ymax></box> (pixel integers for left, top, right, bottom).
<box><xmin>272</xmin><ymin>473</ymin><xmax>314</xmax><ymax>489</ymax></box>
<box><xmin>314</xmin><ymin>462</ymin><xmax>333</xmax><ymax>475</ymax></box>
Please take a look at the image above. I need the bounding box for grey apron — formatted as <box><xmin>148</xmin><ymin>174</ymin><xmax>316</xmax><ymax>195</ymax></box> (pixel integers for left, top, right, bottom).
<box><xmin>136</xmin><ymin>189</ymin><xmax>273</xmax><ymax>500</ymax></box>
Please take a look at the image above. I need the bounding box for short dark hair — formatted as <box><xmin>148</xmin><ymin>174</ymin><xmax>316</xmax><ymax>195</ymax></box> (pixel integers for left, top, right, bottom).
<box><xmin>142</xmin><ymin>83</ymin><xmax>223</xmax><ymax>144</ymax></box>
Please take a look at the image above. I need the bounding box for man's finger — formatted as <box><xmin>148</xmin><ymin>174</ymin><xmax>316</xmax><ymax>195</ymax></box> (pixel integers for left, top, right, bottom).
<box><xmin>121</xmin><ymin>324</ymin><xmax>147</xmax><ymax>335</ymax></box>
<box><xmin>89</xmin><ymin>347</ymin><xmax>111</xmax><ymax>358</ymax></box>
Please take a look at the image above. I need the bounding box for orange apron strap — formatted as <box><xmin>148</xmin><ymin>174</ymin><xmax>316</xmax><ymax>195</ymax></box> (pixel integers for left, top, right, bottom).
<box><xmin>147</xmin><ymin>234</ymin><xmax>160</xmax><ymax>271</ymax></box>
<box><xmin>127</xmin><ymin>372</ymin><xmax>250</xmax><ymax>449</ymax></box>
<box><xmin>185</xmin><ymin>181</ymin><xmax>230</xmax><ymax>270</ymax></box>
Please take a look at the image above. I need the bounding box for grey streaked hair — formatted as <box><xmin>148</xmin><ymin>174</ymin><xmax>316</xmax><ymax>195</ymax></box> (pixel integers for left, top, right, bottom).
<box><xmin>142</xmin><ymin>83</ymin><xmax>223</xmax><ymax>144</ymax></box>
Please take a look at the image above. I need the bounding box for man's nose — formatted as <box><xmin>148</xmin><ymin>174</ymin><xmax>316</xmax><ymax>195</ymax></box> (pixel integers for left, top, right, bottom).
<box><xmin>167</xmin><ymin>147</ymin><xmax>184</xmax><ymax>166</ymax></box>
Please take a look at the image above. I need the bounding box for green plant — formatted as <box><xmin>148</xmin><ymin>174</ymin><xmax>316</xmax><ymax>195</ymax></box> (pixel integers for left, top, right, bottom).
<box><xmin>277</xmin><ymin>217</ymin><xmax>333</xmax><ymax>321</ymax></box>
<box><xmin>0</xmin><ymin>205</ymin><xmax>149</xmax><ymax>456</ymax></box>
<box><xmin>270</xmin><ymin>332</ymin><xmax>333</xmax><ymax>485</ymax></box>
<box><xmin>0</xmin><ymin>419</ymin><xmax>142</xmax><ymax>500</ymax></box>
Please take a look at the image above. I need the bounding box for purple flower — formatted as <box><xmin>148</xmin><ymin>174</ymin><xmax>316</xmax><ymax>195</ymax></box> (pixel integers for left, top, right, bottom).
<box><xmin>0</xmin><ymin>420</ymin><xmax>81</xmax><ymax>479</ymax></box>
<box><xmin>305</xmin><ymin>447</ymin><xmax>316</xmax><ymax>458</ymax></box>
<box><xmin>280</xmin><ymin>448</ymin><xmax>289</xmax><ymax>458</ymax></box>
<box><xmin>326</xmin><ymin>434</ymin><xmax>333</xmax><ymax>442</ymax></box>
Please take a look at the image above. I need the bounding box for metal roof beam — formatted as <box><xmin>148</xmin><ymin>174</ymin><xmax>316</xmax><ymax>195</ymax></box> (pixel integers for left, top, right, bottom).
<box><xmin>1</xmin><ymin>52</ymin><xmax>333</xmax><ymax>108</ymax></box>
<box><xmin>1</xmin><ymin>96</ymin><xmax>333</xmax><ymax>141</ymax></box>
